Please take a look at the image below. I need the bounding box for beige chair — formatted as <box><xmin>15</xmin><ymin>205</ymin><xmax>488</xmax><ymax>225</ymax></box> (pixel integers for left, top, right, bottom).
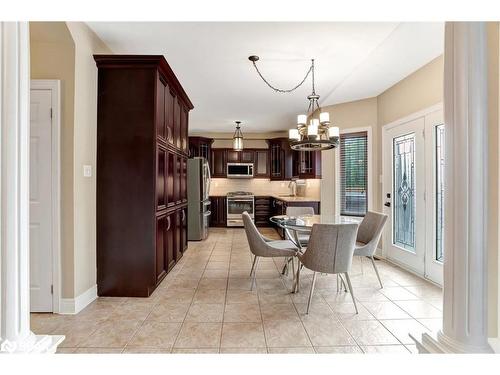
<box><xmin>242</xmin><ymin>211</ymin><xmax>298</xmax><ymax>290</ymax></box>
<box><xmin>354</xmin><ymin>211</ymin><xmax>388</xmax><ymax>288</ymax></box>
<box><xmin>296</xmin><ymin>223</ymin><xmax>359</xmax><ymax>314</ymax></box>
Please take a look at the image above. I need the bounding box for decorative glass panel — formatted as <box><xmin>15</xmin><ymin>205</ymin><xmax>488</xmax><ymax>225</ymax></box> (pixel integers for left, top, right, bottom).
<box><xmin>435</xmin><ymin>124</ymin><xmax>445</xmax><ymax>262</ymax></box>
<box><xmin>393</xmin><ymin>133</ymin><xmax>416</xmax><ymax>251</ymax></box>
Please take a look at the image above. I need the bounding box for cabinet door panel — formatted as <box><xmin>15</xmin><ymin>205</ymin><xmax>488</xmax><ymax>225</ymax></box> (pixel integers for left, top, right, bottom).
<box><xmin>167</xmin><ymin>151</ymin><xmax>175</xmax><ymax>207</ymax></box>
<box><xmin>174</xmin><ymin>154</ymin><xmax>181</xmax><ymax>204</ymax></box>
<box><xmin>241</xmin><ymin>150</ymin><xmax>254</xmax><ymax>163</ymax></box>
<box><xmin>156</xmin><ymin>78</ymin><xmax>166</xmax><ymax>141</ymax></box>
<box><xmin>156</xmin><ymin>146</ymin><xmax>167</xmax><ymax>210</ymax></box>
<box><xmin>156</xmin><ymin>215</ymin><xmax>167</xmax><ymax>282</ymax></box>
<box><xmin>181</xmin><ymin>106</ymin><xmax>189</xmax><ymax>154</ymax></box>
<box><xmin>211</xmin><ymin>149</ymin><xmax>226</xmax><ymax>177</ymax></box>
<box><xmin>226</xmin><ymin>150</ymin><xmax>240</xmax><ymax>163</ymax></box>
<box><xmin>181</xmin><ymin>157</ymin><xmax>187</xmax><ymax>202</ymax></box>
<box><xmin>165</xmin><ymin>213</ymin><xmax>175</xmax><ymax>271</ymax></box>
<box><xmin>174</xmin><ymin>98</ymin><xmax>181</xmax><ymax>149</ymax></box>
<box><xmin>165</xmin><ymin>87</ymin><xmax>175</xmax><ymax>145</ymax></box>
<box><xmin>181</xmin><ymin>207</ymin><xmax>187</xmax><ymax>252</ymax></box>
<box><xmin>175</xmin><ymin>210</ymin><xmax>182</xmax><ymax>261</ymax></box>
<box><xmin>255</xmin><ymin>150</ymin><xmax>269</xmax><ymax>177</ymax></box>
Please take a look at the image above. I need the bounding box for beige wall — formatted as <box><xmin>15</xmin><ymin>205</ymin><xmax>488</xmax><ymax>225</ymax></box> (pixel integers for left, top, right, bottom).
<box><xmin>30</xmin><ymin>22</ymin><xmax>76</xmax><ymax>298</ymax></box>
<box><xmin>66</xmin><ymin>22</ymin><xmax>112</xmax><ymax>297</ymax></box>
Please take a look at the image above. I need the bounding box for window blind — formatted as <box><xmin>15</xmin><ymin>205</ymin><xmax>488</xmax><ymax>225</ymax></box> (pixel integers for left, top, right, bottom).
<box><xmin>340</xmin><ymin>131</ymin><xmax>368</xmax><ymax>217</ymax></box>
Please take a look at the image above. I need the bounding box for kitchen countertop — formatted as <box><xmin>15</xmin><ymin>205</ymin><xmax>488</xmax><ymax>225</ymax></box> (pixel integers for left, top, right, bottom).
<box><xmin>209</xmin><ymin>194</ymin><xmax>320</xmax><ymax>202</ymax></box>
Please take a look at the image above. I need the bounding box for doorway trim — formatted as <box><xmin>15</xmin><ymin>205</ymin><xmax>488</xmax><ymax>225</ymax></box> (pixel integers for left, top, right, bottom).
<box><xmin>30</xmin><ymin>79</ymin><xmax>61</xmax><ymax>313</ymax></box>
<box><xmin>381</xmin><ymin>103</ymin><xmax>443</xmax><ymax>275</ymax></box>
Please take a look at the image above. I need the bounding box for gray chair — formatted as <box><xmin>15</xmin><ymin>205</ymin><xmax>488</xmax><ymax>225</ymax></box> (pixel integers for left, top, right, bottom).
<box><xmin>285</xmin><ymin>206</ymin><xmax>314</xmax><ymax>247</ymax></box>
<box><xmin>296</xmin><ymin>223</ymin><xmax>359</xmax><ymax>314</ymax></box>
<box><xmin>354</xmin><ymin>211</ymin><xmax>388</xmax><ymax>288</ymax></box>
<box><xmin>242</xmin><ymin>211</ymin><xmax>298</xmax><ymax>290</ymax></box>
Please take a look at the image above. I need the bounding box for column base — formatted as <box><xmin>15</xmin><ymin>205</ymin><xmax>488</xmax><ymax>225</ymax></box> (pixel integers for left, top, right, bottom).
<box><xmin>1</xmin><ymin>332</ymin><xmax>65</xmax><ymax>354</ymax></box>
<box><xmin>411</xmin><ymin>331</ymin><xmax>494</xmax><ymax>353</ymax></box>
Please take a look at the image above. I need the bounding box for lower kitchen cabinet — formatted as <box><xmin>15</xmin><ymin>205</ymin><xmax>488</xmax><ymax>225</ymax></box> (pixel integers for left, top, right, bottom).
<box><xmin>255</xmin><ymin>196</ymin><xmax>272</xmax><ymax>226</ymax></box>
<box><xmin>209</xmin><ymin>196</ymin><xmax>227</xmax><ymax>227</ymax></box>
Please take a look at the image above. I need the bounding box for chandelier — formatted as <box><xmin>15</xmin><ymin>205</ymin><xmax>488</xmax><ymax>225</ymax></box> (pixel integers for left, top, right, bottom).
<box><xmin>249</xmin><ymin>56</ymin><xmax>339</xmax><ymax>151</ymax></box>
<box><xmin>232</xmin><ymin>121</ymin><xmax>244</xmax><ymax>151</ymax></box>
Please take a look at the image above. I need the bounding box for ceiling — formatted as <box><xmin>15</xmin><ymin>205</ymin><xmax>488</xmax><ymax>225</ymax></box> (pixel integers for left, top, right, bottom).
<box><xmin>87</xmin><ymin>22</ymin><xmax>444</xmax><ymax>133</ymax></box>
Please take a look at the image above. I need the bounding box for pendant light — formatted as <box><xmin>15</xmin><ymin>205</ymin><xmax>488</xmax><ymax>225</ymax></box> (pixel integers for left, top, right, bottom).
<box><xmin>232</xmin><ymin>121</ymin><xmax>244</xmax><ymax>151</ymax></box>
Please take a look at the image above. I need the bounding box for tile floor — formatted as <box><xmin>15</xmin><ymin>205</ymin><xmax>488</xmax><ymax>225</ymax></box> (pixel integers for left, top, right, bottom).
<box><xmin>31</xmin><ymin>227</ymin><xmax>443</xmax><ymax>354</ymax></box>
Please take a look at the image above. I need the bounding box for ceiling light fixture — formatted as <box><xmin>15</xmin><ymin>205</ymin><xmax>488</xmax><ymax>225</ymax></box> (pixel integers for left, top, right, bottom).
<box><xmin>232</xmin><ymin>121</ymin><xmax>244</xmax><ymax>151</ymax></box>
<box><xmin>248</xmin><ymin>55</ymin><xmax>339</xmax><ymax>151</ymax></box>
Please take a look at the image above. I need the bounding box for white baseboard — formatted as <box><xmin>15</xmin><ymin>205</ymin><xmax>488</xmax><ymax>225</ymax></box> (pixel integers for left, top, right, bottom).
<box><xmin>59</xmin><ymin>284</ymin><xmax>97</xmax><ymax>314</ymax></box>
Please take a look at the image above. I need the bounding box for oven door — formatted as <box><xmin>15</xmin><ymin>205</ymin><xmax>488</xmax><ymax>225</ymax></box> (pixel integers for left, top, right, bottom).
<box><xmin>227</xmin><ymin>198</ymin><xmax>254</xmax><ymax>217</ymax></box>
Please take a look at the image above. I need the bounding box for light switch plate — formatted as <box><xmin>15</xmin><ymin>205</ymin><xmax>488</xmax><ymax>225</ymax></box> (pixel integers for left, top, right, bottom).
<box><xmin>83</xmin><ymin>165</ymin><xmax>92</xmax><ymax>177</ymax></box>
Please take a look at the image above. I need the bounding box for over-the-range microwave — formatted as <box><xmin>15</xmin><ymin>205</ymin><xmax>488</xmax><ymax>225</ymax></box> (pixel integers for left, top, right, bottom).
<box><xmin>227</xmin><ymin>163</ymin><xmax>254</xmax><ymax>178</ymax></box>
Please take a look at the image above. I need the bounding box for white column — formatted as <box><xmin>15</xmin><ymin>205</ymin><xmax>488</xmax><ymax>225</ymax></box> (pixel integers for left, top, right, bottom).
<box><xmin>0</xmin><ymin>22</ymin><xmax>63</xmax><ymax>354</ymax></box>
<box><xmin>415</xmin><ymin>22</ymin><xmax>493</xmax><ymax>353</ymax></box>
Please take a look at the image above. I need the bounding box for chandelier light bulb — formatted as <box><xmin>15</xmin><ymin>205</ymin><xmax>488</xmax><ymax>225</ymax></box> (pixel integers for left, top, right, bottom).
<box><xmin>319</xmin><ymin>112</ymin><xmax>330</xmax><ymax>124</ymax></box>
<box><xmin>289</xmin><ymin>129</ymin><xmax>300</xmax><ymax>141</ymax></box>
<box><xmin>328</xmin><ymin>126</ymin><xmax>340</xmax><ymax>139</ymax></box>
<box><xmin>307</xmin><ymin>123</ymin><xmax>319</xmax><ymax>137</ymax></box>
<box><xmin>297</xmin><ymin>114</ymin><xmax>307</xmax><ymax>126</ymax></box>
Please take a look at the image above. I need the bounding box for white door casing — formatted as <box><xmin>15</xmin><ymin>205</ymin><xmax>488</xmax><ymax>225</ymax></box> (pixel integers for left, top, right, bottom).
<box><xmin>29</xmin><ymin>89</ymin><xmax>53</xmax><ymax>312</ymax></box>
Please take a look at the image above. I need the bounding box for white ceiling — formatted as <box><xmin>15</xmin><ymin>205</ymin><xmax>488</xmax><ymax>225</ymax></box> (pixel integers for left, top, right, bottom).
<box><xmin>87</xmin><ymin>22</ymin><xmax>444</xmax><ymax>133</ymax></box>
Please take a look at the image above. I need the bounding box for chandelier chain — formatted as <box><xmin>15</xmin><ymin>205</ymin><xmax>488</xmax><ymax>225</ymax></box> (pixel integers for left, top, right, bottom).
<box><xmin>251</xmin><ymin>59</ymin><xmax>314</xmax><ymax>94</ymax></box>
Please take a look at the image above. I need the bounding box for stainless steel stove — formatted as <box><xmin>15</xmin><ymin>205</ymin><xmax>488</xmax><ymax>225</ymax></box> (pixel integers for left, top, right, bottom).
<box><xmin>226</xmin><ymin>191</ymin><xmax>254</xmax><ymax>227</ymax></box>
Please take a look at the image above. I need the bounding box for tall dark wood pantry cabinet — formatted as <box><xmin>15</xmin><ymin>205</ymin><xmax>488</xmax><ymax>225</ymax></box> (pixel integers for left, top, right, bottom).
<box><xmin>95</xmin><ymin>55</ymin><xmax>193</xmax><ymax>297</ymax></box>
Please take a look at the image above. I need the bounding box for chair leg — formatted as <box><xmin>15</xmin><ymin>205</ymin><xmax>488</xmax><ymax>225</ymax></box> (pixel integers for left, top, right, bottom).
<box><xmin>250</xmin><ymin>256</ymin><xmax>259</xmax><ymax>291</ymax></box>
<box><xmin>306</xmin><ymin>272</ymin><xmax>317</xmax><ymax>314</ymax></box>
<box><xmin>294</xmin><ymin>260</ymin><xmax>301</xmax><ymax>293</ymax></box>
<box><xmin>249</xmin><ymin>255</ymin><xmax>257</xmax><ymax>277</ymax></box>
<box><xmin>290</xmin><ymin>256</ymin><xmax>295</xmax><ymax>283</ymax></box>
<box><xmin>338</xmin><ymin>274</ymin><xmax>348</xmax><ymax>292</ymax></box>
<box><xmin>344</xmin><ymin>273</ymin><xmax>358</xmax><ymax>314</ymax></box>
<box><xmin>370</xmin><ymin>256</ymin><xmax>383</xmax><ymax>289</ymax></box>
<box><xmin>281</xmin><ymin>257</ymin><xmax>290</xmax><ymax>275</ymax></box>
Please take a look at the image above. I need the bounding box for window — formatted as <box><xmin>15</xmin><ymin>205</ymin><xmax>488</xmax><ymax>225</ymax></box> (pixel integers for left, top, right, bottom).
<box><xmin>435</xmin><ymin>124</ymin><xmax>445</xmax><ymax>262</ymax></box>
<box><xmin>340</xmin><ymin>131</ymin><xmax>368</xmax><ymax>217</ymax></box>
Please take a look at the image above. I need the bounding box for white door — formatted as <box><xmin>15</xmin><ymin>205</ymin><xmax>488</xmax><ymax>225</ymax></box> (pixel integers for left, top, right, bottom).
<box><xmin>383</xmin><ymin>117</ymin><xmax>426</xmax><ymax>275</ymax></box>
<box><xmin>383</xmin><ymin>109</ymin><xmax>445</xmax><ymax>285</ymax></box>
<box><xmin>30</xmin><ymin>88</ymin><xmax>53</xmax><ymax>312</ymax></box>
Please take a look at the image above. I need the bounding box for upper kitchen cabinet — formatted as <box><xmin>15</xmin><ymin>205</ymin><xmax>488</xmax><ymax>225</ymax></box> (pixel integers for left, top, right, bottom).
<box><xmin>268</xmin><ymin>138</ymin><xmax>293</xmax><ymax>181</ymax></box>
<box><xmin>211</xmin><ymin>148</ymin><xmax>227</xmax><ymax>177</ymax></box>
<box><xmin>293</xmin><ymin>150</ymin><xmax>322</xmax><ymax>179</ymax></box>
<box><xmin>254</xmin><ymin>149</ymin><xmax>269</xmax><ymax>178</ymax></box>
<box><xmin>189</xmin><ymin>136</ymin><xmax>214</xmax><ymax>163</ymax></box>
<box><xmin>94</xmin><ymin>55</ymin><xmax>193</xmax><ymax>297</ymax></box>
<box><xmin>227</xmin><ymin>149</ymin><xmax>255</xmax><ymax>163</ymax></box>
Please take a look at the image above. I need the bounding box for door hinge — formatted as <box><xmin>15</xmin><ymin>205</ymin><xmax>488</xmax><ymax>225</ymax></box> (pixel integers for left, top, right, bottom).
<box><xmin>50</xmin><ymin>285</ymin><xmax>54</xmax><ymax>294</ymax></box>
<box><xmin>50</xmin><ymin>108</ymin><xmax>53</xmax><ymax>119</ymax></box>
<box><xmin>422</xmin><ymin>128</ymin><xmax>425</xmax><ymax>138</ymax></box>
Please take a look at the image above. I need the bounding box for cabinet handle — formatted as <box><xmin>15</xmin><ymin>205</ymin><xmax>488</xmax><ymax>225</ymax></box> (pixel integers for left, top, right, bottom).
<box><xmin>182</xmin><ymin>209</ymin><xmax>186</xmax><ymax>221</ymax></box>
<box><xmin>167</xmin><ymin>127</ymin><xmax>172</xmax><ymax>143</ymax></box>
<box><xmin>166</xmin><ymin>216</ymin><xmax>171</xmax><ymax>230</ymax></box>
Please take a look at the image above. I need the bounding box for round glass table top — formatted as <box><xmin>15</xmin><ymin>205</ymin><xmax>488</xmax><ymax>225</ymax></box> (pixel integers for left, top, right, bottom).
<box><xmin>270</xmin><ymin>214</ymin><xmax>361</xmax><ymax>230</ymax></box>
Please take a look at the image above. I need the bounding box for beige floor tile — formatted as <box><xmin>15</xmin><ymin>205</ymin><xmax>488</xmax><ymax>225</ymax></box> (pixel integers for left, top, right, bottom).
<box><xmin>193</xmin><ymin>289</ymin><xmax>226</xmax><ymax>304</ymax></box>
<box><xmin>314</xmin><ymin>346</ymin><xmax>363</xmax><ymax>353</ymax></box>
<box><xmin>417</xmin><ymin>318</ymin><xmax>443</xmax><ymax>334</ymax></box>
<box><xmin>197</xmin><ymin>278</ymin><xmax>228</xmax><ymax>290</ymax></box>
<box><xmin>174</xmin><ymin>322</ymin><xmax>222</xmax><ymax>348</ymax></box>
<box><xmin>185</xmin><ymin>303</ymin><xmax>224</xmax><ymax>322</ymax></box>
<box><xmin>302</xmin><ymin>319</ymin><xmax>356</xmax><ymax>347</ymax></box>
<box><xmin>404</xmin><ymin>285</ymin><xmax>443</xmax><ymax>300</ymax></box>
<box><xmin>260</xmin><ymin>303</ymin><xmax>300</xmax><ymax>321</ymax></box>
<box><xmin>395</xmin><ymin>300</ymin><xmax>442</xmax><ymax>319</ymax></box>
<box><xmin>329</xmin><ymin>302</ymin><xmax>375</xmax><ymax>321</ymax></box>
<box><xmin>157</xmin><ymin>288</ymin><xmax>196</xmax><ymax>304</ymax></box>
<box><xmin>379</xmin><ymin>319</ymin><xmax>430</xmax><ymax>344</ymax></box>
<box><xmin>362</xmin><ymin>345</ymin><xmax>410</xmax><ymax>353</ymax></box>
<box><xmin>108</xmin><ymin>304</ymin><xmax>153</xmax><ymax>321</ymax></box>
<box><xmin>74</xmin><ymin>347</ymin><xmax>124</xmax><ymax>353</ymax></box>
<box><xmin>172</xmin><ymin>348</ymin><xmax>219</xmax><ymax>353</ymax></box>
<box><xmin>294</xmin><ymin>301</ymin><xmax>337</xmax><ymax>321</ymax></box>
<box><xmin>123</xmin><ymin>347</ymin><xmax>172</xmax><ymax>353</ymax></box>
<box><xmin>147</xmin><ymin>303</ymin><xmax>190</xmax><ymax>322</ymax></box>
<box><xmin>206</xmin><ymin>261</ymin><xmax>230</xmax><ymax>270</ymax></box>
<box><xmin>168</xmin><ymin>278</ymin><xmax>200</xmax><ymax>289</ymax></box>
<box><xmin>263</xmin><ymin>320</ymin><xmax>311</xmax><ymax>348</ymax></box>
<box><xmin>226</xmin><ymin>289</ymin><xmax>259</xmax><ymax>304</ymax></box>
<box><xmin>379</xmin><ymin>286</ymin><xmax>421</xmax><ymax>301</ymax></box>
<box><xmin>227</xmin><ymin>278</ymin><xmax>254</xmax><ymax>290</ymax></box>
<box><xmin>342</xmin><ymin>320</ymin><xmax>399</xmax><ymax>346</ymax></box>
<box><xmin>268</xmin><ymin>347</ymin><xmax>315</xmax><ymax>354</ymax></box>
<box><xmin>258</xmin><ymin>290</ymin><xmax>293</xmax><ymax>304</ymax></box>
<box><xmin>223</xmin><ymin>304</ymin><xmax>262</xmax><ymax>322</ymax></box>
<box><xmin>80</xmin><ymin>320</ymin><xmax>142</xmax><ymax>348</ymax></box>
<box><xmin>128</xmin><ymin>322</ymin><xmax>181</xmax><ymax>348</ymax></box>
<box><xmin>203</xmin><ymin>269</ymin><xmax>229</xmax><ymax>279</ymax></box>
<box><xmin>256</xmin><ymin>279</ymin><xmax>287</xmax><ymax>290</ymax></box>
<box><xmin>30</xmin><ymin>313</ymin><xmax>65</xmax><ymax>334</ymax></box>
<box><xmin>51</xmin><ymin>319</ymin><xmax>100</xmax><ymax>348</ymax></box>
<box><xmin>361</xmin><ymin>301</ymin><xmax>412</xmax><ymax>320</ymax></box>
<box><xmin>220</xmin><ymin>347</ymin><xmax>268</xmax><ymax>353</ymax></box>
<box><xmin>220</xmin><ymin>322</ymin><xmax>266</xmax><ymax>348</ymax></box>
<box><xmin>56</xmin><ymin>347</ymin><xmax>77</xmax><ymax>353</ymax></box>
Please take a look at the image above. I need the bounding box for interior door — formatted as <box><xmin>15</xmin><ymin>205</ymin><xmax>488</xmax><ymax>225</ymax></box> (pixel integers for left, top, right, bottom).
<box><xmin>30</xmin><ymin>88</ymin><xmax>53</xmax><ymax>312</ymax></box>
<box><xmin>383</xmin><ymin>117</ymin><xmax>426</xmax><ymax>275</ymax></box>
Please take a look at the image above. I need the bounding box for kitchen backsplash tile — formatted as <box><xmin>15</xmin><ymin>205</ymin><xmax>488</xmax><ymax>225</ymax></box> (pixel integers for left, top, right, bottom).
<box><xmin>209</xmin><ymin>178</ymin><xmax>320</xmax><ymax>199</ymax></box>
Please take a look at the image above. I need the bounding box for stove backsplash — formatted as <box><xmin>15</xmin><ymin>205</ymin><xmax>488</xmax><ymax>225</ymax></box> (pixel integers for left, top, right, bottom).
<box><xmin>209</xmin><ymin>178</ymin><xmax>320</xmax><ymax>199</ymax></box>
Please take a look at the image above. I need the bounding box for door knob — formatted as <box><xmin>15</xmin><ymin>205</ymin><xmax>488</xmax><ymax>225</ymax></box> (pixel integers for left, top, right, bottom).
<box><xmin>384</xmin><ymin>202</ymin><xmax>391</xmax><ymax>208</ymax></box>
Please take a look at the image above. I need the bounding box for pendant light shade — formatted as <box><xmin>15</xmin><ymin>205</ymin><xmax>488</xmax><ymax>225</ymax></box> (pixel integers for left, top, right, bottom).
<box><xmin>232</xmin><ymin>121</ymin><xmax>244</xmax><ymax>151</ymax></box>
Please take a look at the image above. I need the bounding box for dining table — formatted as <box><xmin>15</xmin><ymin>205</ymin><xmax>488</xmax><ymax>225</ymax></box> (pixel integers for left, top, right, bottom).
<box><xmin>270</xmin><ymin>214</ymin><xmax>362</xmax><ymax>293</ymax></box>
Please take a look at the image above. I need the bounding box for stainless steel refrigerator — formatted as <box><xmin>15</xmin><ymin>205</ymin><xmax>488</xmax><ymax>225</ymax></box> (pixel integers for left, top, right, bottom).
<box><xmin>187</xmin><ymin>157</ymin><xmax>211</xmax><ymax>240</ymax></box>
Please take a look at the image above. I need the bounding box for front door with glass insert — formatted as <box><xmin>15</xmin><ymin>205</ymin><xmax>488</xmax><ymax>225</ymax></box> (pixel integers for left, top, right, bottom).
<box><xmin>383</xmin><ymin>109</ymin><xmax>444</xmax><ymax>285</ymax></box>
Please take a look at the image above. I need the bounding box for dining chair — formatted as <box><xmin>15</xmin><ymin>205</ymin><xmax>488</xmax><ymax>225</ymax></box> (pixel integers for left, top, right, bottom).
<box><xmin>296</xmin><ymin>223</ymin><xmax>359</xmax><ymax>314</ymax></box>
<box><xmin>354</xmin><ymin>211</ymin><xmax>388</xmax><ymax>288</ymax></box>
<box><xmin>285</xmin><ymin>206</ymin><xmax>314</xmax><ymax>247</ymax></box>
<box><xmin>242</xmin><ymin>211</ymin><xmax>298</xmax><ymax>290</ymax></box>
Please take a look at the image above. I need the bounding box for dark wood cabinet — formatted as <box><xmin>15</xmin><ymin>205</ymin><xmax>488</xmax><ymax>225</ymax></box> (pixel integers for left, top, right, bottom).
<box><xmin>226</xmin><ymin>150</ymin><xmax>240</xmax><ymax>163</ymax></box>
<box><xmin>293</xmin><ymin>150</ymin><xmax>321</xmax><ymax>179</ymax></box>
<box><xmin>255</xmin><ymin>196</ymin><xmax>272</xmax><ymax>226</ymax></box>
<box><xmin>268</xmin><ymin>138</ymin><xmax>293</xmax><ymax>181</ymax></box>
<box><xmin>209</xmin><ymin>196</ymin><xmax>227</xmax><ymax>227</ymax></box>
<box><xmin>241</xmin><ymin>150</ymin><xmax>255</xmax><ymax>163</ymax></box>
<box><xmin>95</xmin><ymin>55</ymin><xmax>193</xmax><ymax>297</ymax></box>
<box><xmin>254</xmin><ymin>149</ymin><xmax>269</xmax><ymax>178</ymax></box>
<box><xmin>211</xmin><ymin>149</ymin><xmax>227</xmax><ymax>178</ymax></box>
<box><xmin>189</xmin><ymin>136</ymin><xmax>213</xmax><ymax>163</ymax></box>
